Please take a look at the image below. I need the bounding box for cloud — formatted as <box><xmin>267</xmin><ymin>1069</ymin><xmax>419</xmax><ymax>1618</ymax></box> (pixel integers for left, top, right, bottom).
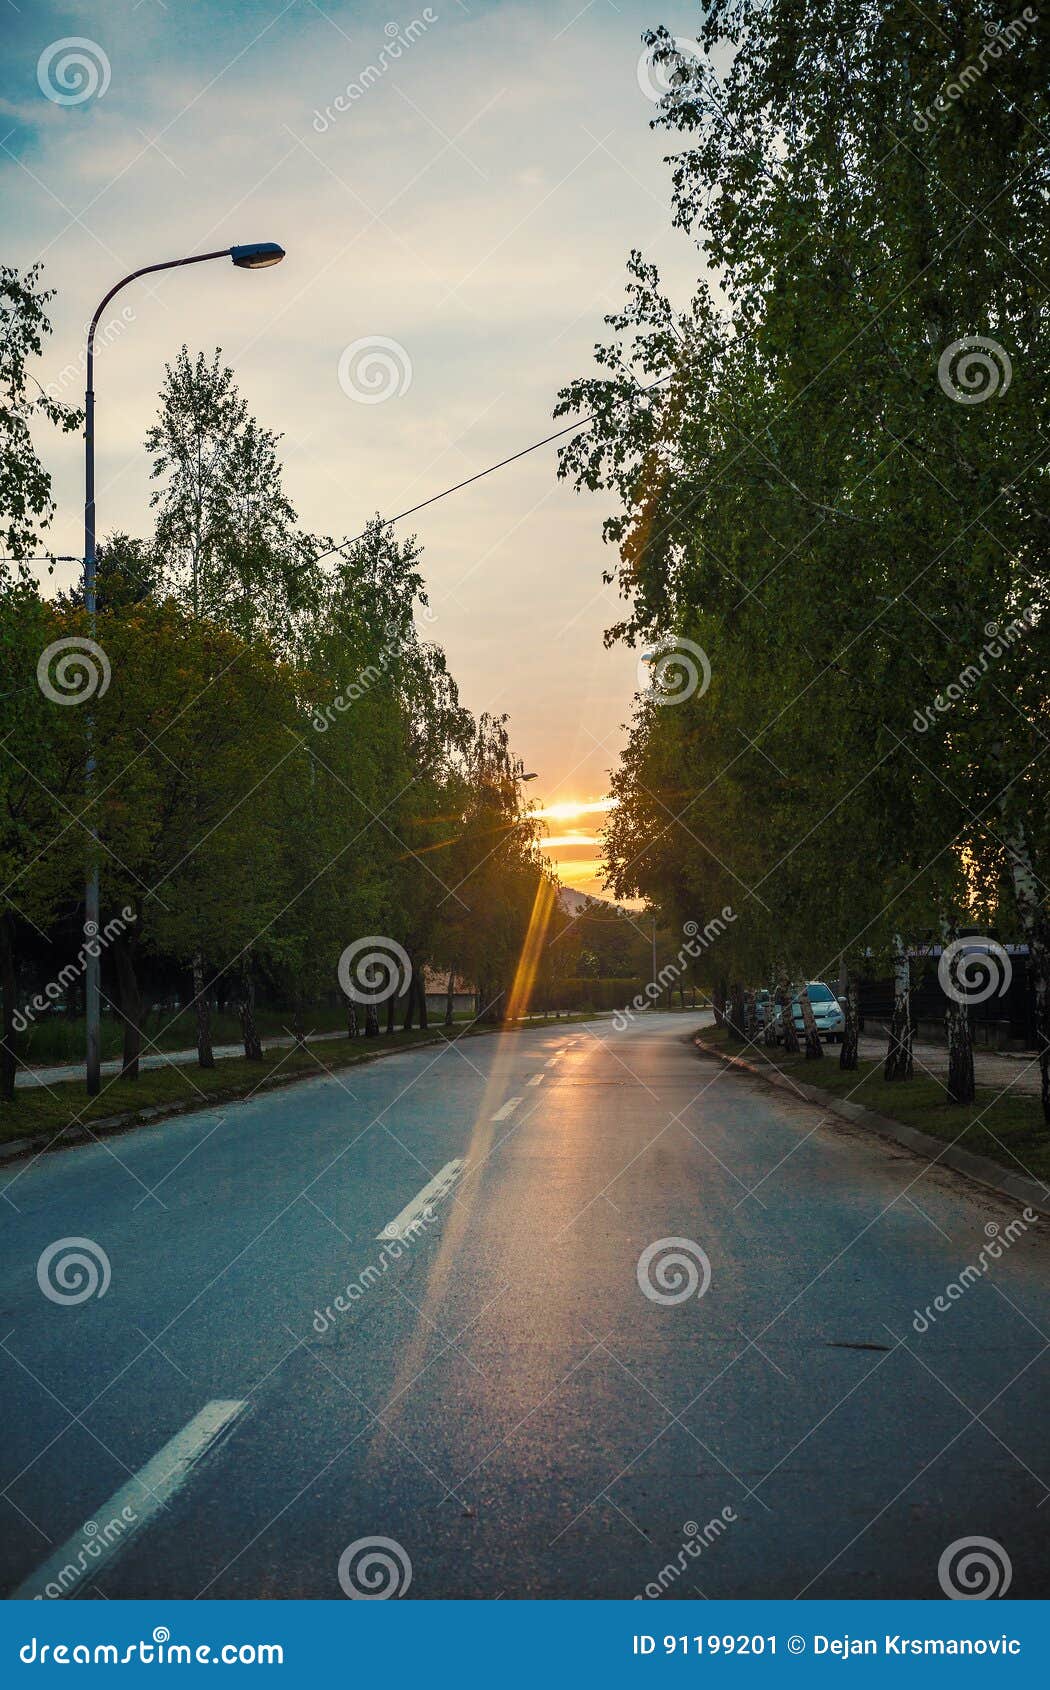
<box><xmin>3</xmin><ymin>0</ymin><xmax>702</xmax><ymax>802</ymax></box>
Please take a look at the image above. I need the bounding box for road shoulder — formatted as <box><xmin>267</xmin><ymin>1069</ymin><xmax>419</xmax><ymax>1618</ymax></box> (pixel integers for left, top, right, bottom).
<box><xmin>694</xmin><ymin>1030</ymin><xmax>1050</xmax><ymax>1219</ymax></box>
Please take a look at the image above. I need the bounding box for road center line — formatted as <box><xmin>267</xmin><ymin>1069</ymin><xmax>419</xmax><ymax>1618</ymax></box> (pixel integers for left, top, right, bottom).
<box><xmin>376</xmin><ymin>1159</ymin><xmax>464</xmax><ymax>1241</ymax></box>
<box><xmin>491</xmin><ymin>1097</ymin><xmax>523</xmax><ymax>1121</ymax></box>
<box><xmin>12</xmin><ymin>1399</ymin><xmax>247</xmax><ymax>1600</ymax></box>
<box><xmin>527</xmin><ymin>1072</ymin><xmax>545</xmax><ymax>1086</ymax></box>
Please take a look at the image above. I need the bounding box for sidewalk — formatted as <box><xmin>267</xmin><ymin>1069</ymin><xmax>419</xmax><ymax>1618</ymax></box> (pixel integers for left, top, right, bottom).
<box><xmin>15</xmin><ymin>1013</ymin><xmax>593</xmax><ymax>1090</ymax></box>
<box><xmin>858</xmin><ymin>1032</ymin><xmax>1042</xmax><ymax>1097</ymax></box>
<box><xmin>16</xmin><ymin>1028</ymin><xmax>348</xmax><ymax>1089</ymax></box>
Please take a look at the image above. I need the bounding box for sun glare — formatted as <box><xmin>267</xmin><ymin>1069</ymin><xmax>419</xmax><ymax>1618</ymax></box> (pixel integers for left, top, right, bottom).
<box><xmin>535</xmin><ymin>796</ymin><xmax>618</xmax><ymax>822</ymax></box>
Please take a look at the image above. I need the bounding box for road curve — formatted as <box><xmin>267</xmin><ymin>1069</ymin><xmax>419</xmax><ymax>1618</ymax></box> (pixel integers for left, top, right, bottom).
<box><xmin>1</xmin><ymin>1011</ymin><xmax>1048</xmax><ymax>1599</ymax></box>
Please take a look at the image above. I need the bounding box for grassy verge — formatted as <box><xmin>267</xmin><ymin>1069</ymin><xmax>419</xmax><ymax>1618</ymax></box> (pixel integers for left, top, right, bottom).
<box><xmin>696</xmin><ymin>1023</ymin><xmax>1050</xmax><ymax>1184</ymax></box>
<box><xmin>0</xmin><ymin>1014</ymin><xmax>595</xmax><ymax>1148</ymax></box>
<box><xmin>16</xmin><ymin>1004</ymin><xmax>479</xmax><ymax>1066</ymax></box>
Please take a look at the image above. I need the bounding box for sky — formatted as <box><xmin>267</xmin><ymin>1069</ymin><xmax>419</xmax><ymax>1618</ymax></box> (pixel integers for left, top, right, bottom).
<box><xmin>2</xmin><ymin>0</ymin><xmax>703</xmax><ymax>898</ymax></box>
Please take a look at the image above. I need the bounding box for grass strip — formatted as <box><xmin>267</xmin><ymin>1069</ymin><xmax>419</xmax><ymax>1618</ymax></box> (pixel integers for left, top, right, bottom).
<box><xmin>696</xmin><ymin>1023</ymin><xmax>1050</xmax><ymax>1183</ymax></box>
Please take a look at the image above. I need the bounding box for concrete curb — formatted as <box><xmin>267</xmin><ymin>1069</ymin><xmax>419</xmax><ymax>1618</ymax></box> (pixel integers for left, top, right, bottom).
<box><xmin>0</xmin><ymin>1018</ymin><xmax>586</xmax><ymax>1171</ymax></box>
<box><xmin>694</xmin><ymin>1036</ymin><xmax>1050</xmax><ymax>1220</ymax></box>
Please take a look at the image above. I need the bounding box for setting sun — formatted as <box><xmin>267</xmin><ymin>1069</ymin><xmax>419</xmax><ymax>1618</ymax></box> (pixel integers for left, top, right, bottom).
<box><xmin>534</xmin><ymin>796</ymin><xmax>618</xmax><ymax>822</ymax></box>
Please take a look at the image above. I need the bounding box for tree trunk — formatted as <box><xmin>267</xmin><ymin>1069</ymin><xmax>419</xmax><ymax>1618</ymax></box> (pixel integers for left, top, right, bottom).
<box><xmin>726</xmin><ymin>982</ymin><xmax>746</xmax><ymax>1043</ymax></box>
<box><xmin>0</xmin><ymin>913</ymin><xmax>18</xmax><ymax>1103</ymax></box>
<box><xmin>402</xmin><ymin>968</ymin><xmax>415</xmax><ymax>1032</ymax></box>
<box><xmin>347</xmin><ymin>997</ymin><xmax>358</xmax><ymax>1039</ymax></box>
<box><xmin>778</xmin><ymin>984</ymin><xmax>801</xmax><ymax>1054</ymax></box>
<box><xmin>112</xmin><ymin>930</ymin><xmax>142</xmax><ymax>1080</ymax></box>
<box><xmin>714</xmin><ymin>977</ymin><xmax>728</xmax><ymax>1028</ymax></box>
<box><xmin>365</xmin><ymin>1002</ymin><xmax>380</xmax><ymax>1037</ymax></box>
<box><xmin>764</xmin><ymin>998</ymin><xmax>778</xmax><ymax>1047</ymax></box>
<box><xmin>839</xmin><ymin>976</ymin><xmax>859</xmax><ymax>1070</ymax></box>
<box><xmin>799</xmin><ymin>985</ymin><xmax>824</xmax><ymax>1060</ymax></box>
<box><xmin>192</xmin><ymin>948</ymin><xmax>214</xmax><ymax>1069</ymax></box>
<box><xmin>291</xmin><ymin>987</ymin><xmax>306</xmax><ymax>1049</ymax></box>
<box><xmin>1002</xmin><ymin>820</ymin><xmax>1050</xmax><ymax>1123</ymax></box>
<box><xmin>416</xmin><ymin>970</ymin><xmax>428</xmax><ymax>1030</ymax></box>
<box><xmin>239</xmin><ymin>955</ymin><xmax>263</xmax><ymax>1061</ymax></box>
<box><xmin>884</xmin><ymin>943</ymin><xmax>913</xmax><ymax>1081</ymax></box>
<box><xmin>945</xmin><ymin>998</ymin><xmax>974</xmax><ymax>1103</ymax></box>
<box><xmin>445</xmin><ymin>967</ymin><xmax>455</xmax><ymax>1028</ymax></box>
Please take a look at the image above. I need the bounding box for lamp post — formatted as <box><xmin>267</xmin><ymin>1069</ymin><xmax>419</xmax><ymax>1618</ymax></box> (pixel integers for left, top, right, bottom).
<box><xmin>83</xmin><ymin>242</ymin><xmax>284</xmax><ymax>1094</ymax></box>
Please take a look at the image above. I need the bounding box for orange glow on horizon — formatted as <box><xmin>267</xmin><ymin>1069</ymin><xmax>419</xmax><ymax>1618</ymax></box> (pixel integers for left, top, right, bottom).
<box><xmin>534</xmin><ymin>796</ymin><xmax>618</xmax><ymax>822</ymax></box>
<box><xmin>539</xmin><ymin>832</ymin><xmax>597</xmax><ymax>850</ymax></box>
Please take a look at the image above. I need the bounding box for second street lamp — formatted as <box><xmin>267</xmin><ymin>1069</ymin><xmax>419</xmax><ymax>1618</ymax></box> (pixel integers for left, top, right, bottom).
<box><xmin>83</xmin><ymin>241</ymin><xmax>285</xmax><ymax>1095</ymax></box>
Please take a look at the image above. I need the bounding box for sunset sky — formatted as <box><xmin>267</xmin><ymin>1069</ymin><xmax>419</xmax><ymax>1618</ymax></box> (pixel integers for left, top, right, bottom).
<box><xmin>3</xmin><ymin>0</ymin><xmax>702</xmax><ymax>896</ymax></box>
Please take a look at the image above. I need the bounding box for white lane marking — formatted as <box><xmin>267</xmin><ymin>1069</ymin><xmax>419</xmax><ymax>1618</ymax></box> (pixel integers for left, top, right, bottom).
<box><xmin>376</xmin><ymin>1159</ymin><xmax>464</xmax><ymax>1241</ymax></box>
<box><xmin>527</xmin><ymin>1072</ymin><xmax>545</xmax><ymax>1086</ymax></box>
<box><xmin>12</xmin><ymin>1399</ymin><xmax>247</xmax><ymax>1600</ymax></box>
<box><xmin>491</xmin><ymin>1097</ymin><xmax>523</xmax><ymax>1121</ymax></box>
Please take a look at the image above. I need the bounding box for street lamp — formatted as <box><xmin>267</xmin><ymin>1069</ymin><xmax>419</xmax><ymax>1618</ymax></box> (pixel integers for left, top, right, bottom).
<box><xmin>230</xmin><ymin>243</ymin><xmax>285</xmax><ymax>269</ymax></box>
<box><xmin>83</xmin><ymin>242</ymin><xmax>284</xmax><ymax>1094</ymax></box>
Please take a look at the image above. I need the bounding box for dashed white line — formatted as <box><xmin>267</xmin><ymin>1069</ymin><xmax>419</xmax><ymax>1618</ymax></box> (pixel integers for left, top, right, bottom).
<box><xmin>527</xmin><ymin>1072</ymin><xmax>545</xmax><ymax>1086</ymax></box>
<box><xmin>491</xmin><ymin>1097</ymin><xmax>524</xmax><ymax>1121</ymax></box>
<box><xmin>376</xmin><ymin>1159</ymin><xmax>465</xmax><ymax>1241</ymax></box>
<box><xmin>12</xmin><ymin>1399</ymin><xmax>247</xmax><ymax>1600</ymax></box>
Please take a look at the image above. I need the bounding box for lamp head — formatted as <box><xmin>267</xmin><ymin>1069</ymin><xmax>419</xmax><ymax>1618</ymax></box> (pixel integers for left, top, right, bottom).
<box><xmin>230</xmin><ymin>242</ymin><xmax>285</xmax><ymax>270</ymax></box>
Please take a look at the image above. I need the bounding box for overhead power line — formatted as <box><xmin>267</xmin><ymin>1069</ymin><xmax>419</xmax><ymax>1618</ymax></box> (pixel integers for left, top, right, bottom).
<box><xmin>3</xmin><ymin>375</ymin><xmax>670</xmax><ymax>568</ymax></box>
<box><xmin>313</xmin><ymin>377</ymin><xmax>670</xmax><ymax>564</ymax></box>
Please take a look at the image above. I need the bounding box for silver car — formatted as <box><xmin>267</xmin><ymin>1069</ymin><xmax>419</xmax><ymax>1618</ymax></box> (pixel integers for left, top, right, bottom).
<box><xmin>777</xmin><ymin>981</ymin><xmax>846</xmax><ymax>1044</ymax></box>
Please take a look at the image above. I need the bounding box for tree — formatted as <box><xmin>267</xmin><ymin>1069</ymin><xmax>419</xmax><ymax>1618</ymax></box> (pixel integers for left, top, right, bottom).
<box><xmin>0</xmin><ymin>264</ymin><xmax>82</xmax><ymax>573</ymax></box>
<box><xmin>558</xmin><ymin>3</ymin><xmax>1050</xmax><ymax>1118</ymax></box>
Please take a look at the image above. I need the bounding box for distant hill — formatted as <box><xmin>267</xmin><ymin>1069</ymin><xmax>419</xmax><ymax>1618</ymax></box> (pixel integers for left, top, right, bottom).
<box><xmin>557</xmin><ymin>887</ymin><xmax>618</xmax><ymax>916</ymax></box>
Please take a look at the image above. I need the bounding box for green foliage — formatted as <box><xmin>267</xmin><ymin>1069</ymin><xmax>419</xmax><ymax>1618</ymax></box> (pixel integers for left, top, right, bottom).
<box><xmin>1</xmin><ymin>325</ymin><xmax>553</xmax><ymax>1096</ymax></box>
<box><xmin>0</xmin><ymin>263</ymin><xmax>82</xmax><ymax>571</ymax></box>
<box><xmin>559</xmin><ymin>1</ymin><xmax>1050</xmax><ymax>1016</ymax></box>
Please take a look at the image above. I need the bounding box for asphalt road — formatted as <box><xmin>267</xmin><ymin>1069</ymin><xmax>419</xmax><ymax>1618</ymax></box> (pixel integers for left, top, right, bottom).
<box><xmin>1</xmin><ymin>1011</ymin><xmax>1048</xmax><ymax>1600</ymax></box>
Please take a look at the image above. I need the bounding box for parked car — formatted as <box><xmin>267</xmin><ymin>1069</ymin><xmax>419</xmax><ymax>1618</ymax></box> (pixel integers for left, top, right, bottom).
<box><xmin>752</xmin><ymin>989</ymin><xmax>772</xmax><ymax>1029</ymax></box>
<box><xmin>776</xmin><ymin>981</ymin><xmax>846</xmax><ymax>1044</ymax></box>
